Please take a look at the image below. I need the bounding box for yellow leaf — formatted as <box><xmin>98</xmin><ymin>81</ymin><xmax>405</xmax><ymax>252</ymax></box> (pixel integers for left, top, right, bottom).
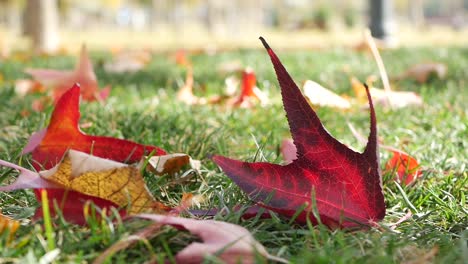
<box><xmin>40</xmin><ymin>150</ymin><xmax>169</xmax><ymax>214</ymax></box>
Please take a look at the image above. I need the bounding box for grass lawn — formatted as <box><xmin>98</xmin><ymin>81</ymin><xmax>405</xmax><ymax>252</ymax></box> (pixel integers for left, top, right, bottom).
<box><xmin>0</xmin><ymin>44</ymin><xmax>467</xmax><ymax>263</ymax></box>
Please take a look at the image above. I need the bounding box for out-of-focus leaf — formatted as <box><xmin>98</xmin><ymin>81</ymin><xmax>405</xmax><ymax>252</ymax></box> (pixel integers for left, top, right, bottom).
<box><xmin>0</xmin><ymin>211</ymin><xmax>19</xmax><ymax>243</ymax></box>
<box><xmin>351</xmin><ymin>77</ymin><xmax>422</xmax><ymax>108</ymax></box>
<box><xmin>104</xmin><ymin>49</ymin><xmax>151</xmax><ymax>73</ymax></box>
<box><xmin>25</xmin><ymin>45</ymin><xmax>110</xmax><ymax>102</ymax></box>
<box><xmin>302</xmin><ymin>80</ymin><xmax>351</xmax><ymax>109</ymax></box>
<box><xmin>397</xmin><ymin>62</ymin><xmax>447</xmax><ymax>83</ymax></box>
<box><xmin>101</xmin><ymin>214</ymin><xmax>285</xmax><ymax>264</ymax></box>
<box><xmin>385</xmin><ymin>150</ymin><xmax>422</xmax><ymax>186</ymax></box>
<box><xmin>231</xmin><ymin>68</ymin><xmax>268</xmax><ymax>108</ymax></box>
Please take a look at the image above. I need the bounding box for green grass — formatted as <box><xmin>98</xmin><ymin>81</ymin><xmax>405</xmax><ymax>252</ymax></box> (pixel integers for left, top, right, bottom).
<box><xmin>0</xmin><ymin>45</ymin><xmax>467</xmax><ymax>263</ymax></box>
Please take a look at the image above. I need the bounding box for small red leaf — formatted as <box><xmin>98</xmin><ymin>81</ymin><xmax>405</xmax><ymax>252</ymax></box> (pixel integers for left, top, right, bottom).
<box><xmin>386</xmin><ymin>150</ymin><xmax>422</xmax><ymax>185</ymax></box>
<box><xmin>213</xmin><ymin>37</ymin><xmax>385</xmax><ymax>228</ymax></box>
<box><xmin>233</xmin><ymin>68</ymin><xmax>268</xmax><ymax>107</ymax></box>
<box><xmin>25</xmin><ymin>84</ymin><xmax>166</xmax><ymax>171</ymax></box>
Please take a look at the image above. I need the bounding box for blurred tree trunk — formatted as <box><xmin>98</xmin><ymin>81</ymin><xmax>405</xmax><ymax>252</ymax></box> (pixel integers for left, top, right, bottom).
<box><xmin>23</xmin><ymin>0</ymin><xmax>60</xmax><ymax>53</ymax></box>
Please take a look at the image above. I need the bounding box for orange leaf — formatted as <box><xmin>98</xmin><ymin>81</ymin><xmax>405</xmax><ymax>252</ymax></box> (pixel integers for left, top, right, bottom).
<box><xmin>0</xmin><ymin>211</ymin><xmax>19</xmax><ymax>243</ymax></box>
<box><xmin>386</xmin><ymin>151</ymin><xmax>422</xmax><ymax>185</ymax></box>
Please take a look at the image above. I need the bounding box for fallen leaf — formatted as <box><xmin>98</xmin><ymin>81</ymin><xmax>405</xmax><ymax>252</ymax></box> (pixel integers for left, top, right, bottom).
<box><xmin>351</xmin><ymin>77</ymin><xmax>423</xmax><ymax>108</ymax></box>
<box><xmin>14</xmin><ymin>79</ymin><xmax>45</xmax><ymax>96</ymax></box>
<box><xmin>177</xmin><ymin>65</ymin><xmax>206</xmax><ymax>105</ymax></box>
<box><xmin>385</xmin><ymin>150</ymin><xmax>422</xmax><ymax>185</ymax></box>
<box><xmin>104</xmin><ymin>49</ymin><xmax>151</xmax><ymax>73</ymax></box>
<box><xmin>231</xmin><ymin>67</ymin><xmax>268</xmax><ymax>108</ymax></box>
<box><xmin>173</xmin><ymin>49</ymin><xmax>190</xmax><ymax>66</ymax></box>
<box><xmin>397</xmin><ymin>62</ymin><xmax>447</xmax><ymax>83</ymax></box>
<box><xmin>0</xmin><ymin>158</ymin><xmax>116</xmax><ymax>225</ymax></box>
<box><xmin>39</xmin><ymin>150</ymin><xmax>169</xmax><ymax>214</ymax></box>
<box><xmin>0</xmin><ymin>211</ymin><xmax>20</xmax><ymax>243</ymax></box>
<box><xmin>0</xmin><ymin>150</ymin><xmax>170</xmax><ymax>223</ymax></box>
<box><xmin>126</xmin><ymin>214</ymin><xmax>285</xmax><ymax>264</ymax></box>
<box><xmin>362</xmin><ymin>30</ymin><xmax>423</xmax><ymax>108</ymax></box>
<box><xmin>146</xmin><ymin>153</ymin><xmax>190</xmax><ymax>175</ymax></box>
<box><xmin>217</xmin><ymin>59</ymin><xmax>243</xmax><ymax>74</ymax></box>
<box><xmin>25</xmin><ymin>45</ymin><xmax>110</xmax><ymax>102</ymax></box>
<box><xmin>212</xmin><ymin>37</ymin><xmax>385</xmax><ymax>228</ymax></box>
<box><xmin>348</xmin><ymin>122</ymin><xmax>422</xmax><ymax>186</ymax></box>
<box><xmin>302</xmin><ymin>80</ymin><xmax>351</xmax><ymax>109</ymax></box>
<box><xmin>23</xmin><ymin>84</ymin><xmax>166</xmax><ymax>171</ymax></box>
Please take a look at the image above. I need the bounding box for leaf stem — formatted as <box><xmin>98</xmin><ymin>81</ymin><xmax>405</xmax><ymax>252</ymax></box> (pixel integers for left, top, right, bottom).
<box><xmin>41</xmin><ymin>189</ymin><xmax>56</xmax><ymax>251</ymax></box>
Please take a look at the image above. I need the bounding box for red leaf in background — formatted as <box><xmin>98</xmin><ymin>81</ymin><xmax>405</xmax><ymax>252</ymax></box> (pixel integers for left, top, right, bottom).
<box><xmin>232</xmin><ymin>68</ymin><xmax>268</xmax><ymax>107</ymax></box>
<box><xmin>25</xmin><ymin>45</ymin><xmax>110</xmax><ymax>102</ymax></box>
<box><xmin>24</xmin><ymin>84</ymin><xmax>166</xmax><ymax>171</ymax></box>
<box><xmin>386</xmin><ymin>151</ymin><xmax>422</xmax><ymax>185</ymax></box>
<box><xmin>212</xmin><ymin>37</ymin><xmax>385</xmax><ymax>228</ymax></box>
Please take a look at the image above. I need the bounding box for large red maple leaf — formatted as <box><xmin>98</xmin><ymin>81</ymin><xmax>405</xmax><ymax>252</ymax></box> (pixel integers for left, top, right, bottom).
<box><xmin>212</xmin><ymin>37</ymin><xmax>385</xmax><ymax>228</ymax></box>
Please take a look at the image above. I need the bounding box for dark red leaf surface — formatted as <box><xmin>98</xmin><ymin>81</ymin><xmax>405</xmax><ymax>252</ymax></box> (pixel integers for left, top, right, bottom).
<box><xmin>25</xmin><ymin>83</ymin><xmax>166</xmax><ymax>171</ymax></box>
<box><xmin>212</xmin><ymin>37</ymin><xmax>385</xmax><ymax>228</ymax></box>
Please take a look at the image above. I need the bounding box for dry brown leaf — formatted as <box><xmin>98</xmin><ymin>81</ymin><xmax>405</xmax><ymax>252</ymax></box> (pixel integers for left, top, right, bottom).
<box><xmin>177</xmin><ymin>65</ymin><xmax>208</xmax><ymax>105</ymax></box>
<box><xmin>351</xmin><ymin>77</ymin><xmax>422</xmax><ymax>108</ymax></box>
<box><xmin>217</xmin><ymin>60</ymin><xmax>243</xmax><ymax>74</ymax></box>
<box><xmin>302</xmin><ymin>80</ymin><xmax>351</xmax><ymax>109</ymax></box>
<box><xmin>398</xmin><ymin>63</ymin><xmax>447</xmax><ymax>83</ymax></box>
<box><xmin>104</xmin><ymin>51</ymin><xmax>151</xmax><ymax>73</ymax></box>
<box><xmin>146</xmin><ymin>153</ymin><xmax>190</xmax><ymax>175</ymax></box>
<box><xmin>40</xmin><ymin>150</ymin><xmax>168</xmax><ymax>214</ymax></box>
